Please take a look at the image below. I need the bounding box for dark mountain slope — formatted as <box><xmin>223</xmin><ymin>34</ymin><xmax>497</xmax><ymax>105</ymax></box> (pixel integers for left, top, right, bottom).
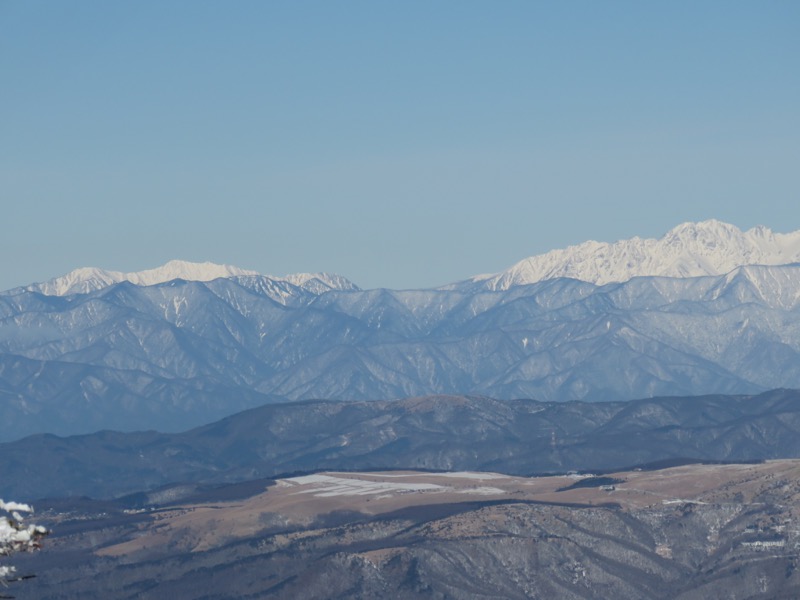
<box><xmin>3</xmin><ymin>389</ymin><xmax>800</xmax><ymax>500</ymax></box>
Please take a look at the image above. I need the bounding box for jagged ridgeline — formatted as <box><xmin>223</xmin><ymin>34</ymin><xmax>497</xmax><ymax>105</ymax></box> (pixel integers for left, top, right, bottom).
<box><xmin>1</xmin><ymin>220</ymin><xmax>800</xmax><ymax>440</ymax></box>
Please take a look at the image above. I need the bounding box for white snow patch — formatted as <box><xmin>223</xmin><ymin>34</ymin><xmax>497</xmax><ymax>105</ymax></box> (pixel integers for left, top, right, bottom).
<box><xmin>457</xmin><ymin>487</ymin><xmax>506</xmax><ymax>495</ymax></box>
<box><xmin>417</xmin><ymin>471</ymin><xmax>508</xmax><ymax>480</ymax></box>
<box><xmin>283</xmin><ymin>474</ymin><xmax>445</xmax><ymax>497</ymax></box>
<box><xmin>342</xmin><ymin>471</ymin><xmax>508</xmax><ymax>480</ymax></box>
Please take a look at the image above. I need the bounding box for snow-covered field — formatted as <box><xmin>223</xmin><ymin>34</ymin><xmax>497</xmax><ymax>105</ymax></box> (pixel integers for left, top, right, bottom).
<box><xmin>284</xmin><ymin>474</ymin><xmax>445</xmax><ymax>497</ymax></box>
<box><xmin>457</xmin><ymin>487</ymin><xmax>506</xmax><ymax>495</ymax></box>
<box><xmin>339</xmin><ymin>471</ymin><xmax>508</xmax><ymax>481</ymax></box>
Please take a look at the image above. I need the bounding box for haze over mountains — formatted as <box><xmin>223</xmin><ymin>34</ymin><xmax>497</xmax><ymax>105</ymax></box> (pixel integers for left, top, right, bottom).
<box><xmin>5</xmin><ymin>221</ymin><xmax>800</xmax><ymax>600</ymax></box>
<box><xmin>2</xmin><ymin>220</ymin><xmax>799</xmax><ymax>440</ymax></box>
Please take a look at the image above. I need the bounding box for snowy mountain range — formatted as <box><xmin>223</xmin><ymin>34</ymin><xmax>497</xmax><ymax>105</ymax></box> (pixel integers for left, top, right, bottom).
<box><xmin>13</xmin><ymin>220</ymin><xmax>800</xmax><ymax>298</ymax></box>
<box><xmin>461</xmin><ymin>219</ymin><xmax>800</xmax><ymax>290</ymax></box>
<box><xmin>15</xmin><ymin>259</ymin><xmax>359</xmax><ymax>297</ymax></box>
<box><xmin>1</xmin><ymin>220</ymin><xmax>799</xmax><ymax>441</ymax></box>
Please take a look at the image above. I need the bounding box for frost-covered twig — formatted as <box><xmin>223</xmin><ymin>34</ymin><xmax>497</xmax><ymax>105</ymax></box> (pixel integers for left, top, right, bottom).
<box><xmin>0</xmin><ymin>499</ymin><xmax>49</xmax><ymax>588</ymax></box>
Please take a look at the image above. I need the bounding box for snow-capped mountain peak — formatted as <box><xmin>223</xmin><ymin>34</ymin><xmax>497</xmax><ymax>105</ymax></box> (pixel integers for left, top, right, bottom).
<box><xmin>467</xmin><ymin>220</ymin><xmax>800</xmax><ymax>290</ymax></box>
<box><xmin>125</xmin><ymin>260</ymin><xmax>260</xmax><ymax>287</ymax></box>
<box><xmin>17</xmin><ymin>261</ymin><xmax>358</xmax><ymax>296</ymax></box>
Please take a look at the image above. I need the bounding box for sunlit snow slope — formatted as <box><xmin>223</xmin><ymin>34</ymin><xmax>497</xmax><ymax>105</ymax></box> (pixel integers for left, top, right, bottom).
<box><xmin>17</xmin><ymin>260</ymin><xmax>358</xmax><ymax>296</ymax></box>
<box><xmin>463</xmin><ymin>220</ymin><xmax>800</xmax><ymax>290</ymax></box>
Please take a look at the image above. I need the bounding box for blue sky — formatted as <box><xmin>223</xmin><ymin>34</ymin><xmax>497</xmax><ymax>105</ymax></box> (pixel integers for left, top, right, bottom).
<box><xmin>2</xmin><ymin>1</ymin><xmax>798</xmax><ymax>290</ymax></box>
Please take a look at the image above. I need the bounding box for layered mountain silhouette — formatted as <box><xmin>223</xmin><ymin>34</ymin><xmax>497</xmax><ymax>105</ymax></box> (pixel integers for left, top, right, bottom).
<box><xmin>1</xmin><ymin>221</ymin><xmax>799</xmax><ymax>440</ymax></box>
<box><xmin>3</xmin><ymin>389</ymin><xmax>800</xmax><ymax>500</ymax></box>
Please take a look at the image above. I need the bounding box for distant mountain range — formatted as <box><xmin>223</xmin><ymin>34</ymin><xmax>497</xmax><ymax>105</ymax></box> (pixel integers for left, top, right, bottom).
<box><xmin>3</xmin><ymin>389</ymin><xmax>800</xmax><ymax>500</ymax></box>
<box><xmin>463</xmin><ymin>219</ymin><xmax>800</xmax><ymax>290</ymax></box>
<box><xmin>15</xmin><ymin>259</ymin><xmax>360</xmax><ymax>297</ymax></box>
<box><xmin>12</xmin><ymin>220</ymin><xmax>800</xmax><ymax>296</ymax></box>
<box><xmin>1</xmin><ymin>220</ymin><xmax>799</xmax><ymax>440</ymax></box>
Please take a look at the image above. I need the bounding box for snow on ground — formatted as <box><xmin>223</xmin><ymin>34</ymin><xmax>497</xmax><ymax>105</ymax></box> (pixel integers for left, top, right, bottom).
<box><xmin>283</xmin><ymin>474</ymin><xmax>445</xmax><ymax>497</ymax></box>
<box><xmin>279</xmin><ymin>471</ymin><xmax>510</xmax><ymax>499</ymax></box>
<box><xmin>418</xmin><ymin>472</ymin><xmax>508</xmax><ymax>480</ymax></box>
<box><xmin>470</xmin><ymin>220</ymin><xmax>800</xmax><ymax>289</ymax></box>
<box><xmin>457</xmin><ymin>487</ymin><xmax>506</xmax><ymax>495</ymax></box>
<box><xmin>338</xmin><ymin>471</ymin><xmax>508</xmax><ymax>480</ymax></box>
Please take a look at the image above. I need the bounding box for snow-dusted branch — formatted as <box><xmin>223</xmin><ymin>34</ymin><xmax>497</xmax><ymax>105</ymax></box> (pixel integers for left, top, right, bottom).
<box><xmin>1</xmin><ymin>499</ymin><xmax>49</xmax><ymax>587</ymax></box>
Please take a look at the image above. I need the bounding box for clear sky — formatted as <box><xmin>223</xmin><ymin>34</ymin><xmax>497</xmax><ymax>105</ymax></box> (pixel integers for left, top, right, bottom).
<box><xmin>2</xmin><ymin>1</ymin><xmax>798</xmax><ymax>290</ymax></box>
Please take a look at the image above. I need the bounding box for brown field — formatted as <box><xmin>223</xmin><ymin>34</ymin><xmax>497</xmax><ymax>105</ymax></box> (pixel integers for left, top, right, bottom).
<box><xmin>99</xmin><ymin>459</ymin><xmax>800</xmax><ymax>557</ymax></box>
